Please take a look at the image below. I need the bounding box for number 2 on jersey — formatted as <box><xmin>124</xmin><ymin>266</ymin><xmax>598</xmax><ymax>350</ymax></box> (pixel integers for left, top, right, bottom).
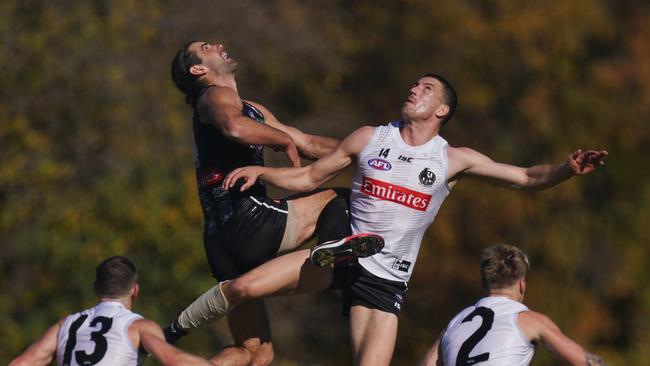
<box><xmin>62</xmin><ymin>315</ymin><xmax>113</xmax><ymax>366</ymax></box>
<box><xmin>456</xmin><ymin>307</ymin><xmax>494</xmax><ymax>366</ymax></box>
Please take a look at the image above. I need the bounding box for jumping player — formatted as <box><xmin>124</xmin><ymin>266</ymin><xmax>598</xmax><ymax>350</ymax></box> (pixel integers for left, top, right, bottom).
<box><xmin>9</xmin><ymin>256</ymin><xmax>215</xmax><ymax>366</ymax></box>
<box><xmin>167</xmin><ymin>40</ymin><xmax>382</xmax><ymax>365</ymax></box>
<box><xmin>419</xmin><ymin>244</ymin><xmax>608</xmax><ymax>366</ymax></box>
<box><xmin>177</xmin><ymin>73</ymin><xmax>607</xmax><ymax>365</ymax></box>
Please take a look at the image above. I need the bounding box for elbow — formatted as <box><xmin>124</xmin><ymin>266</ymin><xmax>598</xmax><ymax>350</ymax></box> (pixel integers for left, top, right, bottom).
<box><xmin>301</xmin><ymin>173</ymin><xmax>322</xmax><ymax>192</ymax></box>
<box><xmin>221</xmin><ymin>121</ymin><xmax>243</xmax><ymax>140</ymax></box>
<box><xmin>8</xmin><ymin>359</ymin><xmax>24</xmax><ymax>366</ymax></box>
<box><xmin>517</xmin><ymin>176</ymin><xmax>546</xmax><ymax>191</ymax></box>
<box><xmin>287</xmin><ymin>181</ymin><xmax>317</xmax><ymax>193</ymax></box>
<box><xmin>9</xmin><ymin>356</ymin><xmax>36</xmax><ymax>366</ymax></box>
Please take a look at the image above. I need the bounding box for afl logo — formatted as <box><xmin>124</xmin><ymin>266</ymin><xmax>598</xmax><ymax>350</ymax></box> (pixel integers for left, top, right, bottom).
<box><xmin>419</xmin><ymin>168</ymin><xmax>435</xmax><ymax>186</ymax></box>
<box><xmin>368</xmin><ymin>158</ymin><xmax>392</xmax><ymax>171</ymax></box>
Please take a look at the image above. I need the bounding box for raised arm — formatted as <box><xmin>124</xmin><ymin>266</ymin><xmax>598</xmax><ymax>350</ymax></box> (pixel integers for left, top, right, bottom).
<box><xmin>447</xmin><ymin>147</ymin><xmax>608</xmax><ymax>190</ymax></box>
<box><xmin>518</xmin><ymin>311</ymin><xmax>608</xmax><ymax>366</ymax></box>
<box><xmin>198</xmin><ymin>87</ymin><xmax>300</xmax><ymax>167</ymax></box>
<box><xmin>133</xmin><ymin>319</ymin><xmax>215</xmax><ymax>366</ymax></box>
<box><xmin>246</xmin><ymin>100</ymin><xmax>339</xmax><ymax>160</ymax></box>
<box><xmin>9</xmin><ymin>321</ymin><xmax>60</xmax><ymax>366</ymax></box>
<box><xmin>223</xmin><ymin>126</ymin><xmax>375</xmax><ymax>192</ymax></box>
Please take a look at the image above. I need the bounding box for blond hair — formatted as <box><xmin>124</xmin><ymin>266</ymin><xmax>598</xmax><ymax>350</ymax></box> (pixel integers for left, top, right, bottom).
<box><xmin>480</xmin><ymin>244</ymin><xmax>529</xmax><ymax>291</ymax></box>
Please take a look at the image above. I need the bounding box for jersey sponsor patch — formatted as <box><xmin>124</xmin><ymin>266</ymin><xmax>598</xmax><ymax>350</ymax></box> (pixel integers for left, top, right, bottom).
<box><xmin>360</xmin><ymin>176</ymin><xmax>431</xmax><ymax>211</ymax></box>
<box><xmin>367</xmin><ymin>158</ymin><xmax>392</xmax><ymax>171</ymax></box>
<box><xmin>392</xmin><ymin>259</ymin><xmax>412</xmax><ymax>272</ymax></box>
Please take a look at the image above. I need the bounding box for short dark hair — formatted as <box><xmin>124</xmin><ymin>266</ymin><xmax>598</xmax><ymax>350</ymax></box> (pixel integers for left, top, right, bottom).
<box><xmin>94</xmin><ymin>256</ymin><xmax>138</xmax><ymax>298</ymax></box>
<box><xmin>171</xmin><ymin>41</ymin><xmax>204</xmax><ymax>106</ymax></box>
<box><xmin>422</xmin><ymin>73</ymin><xmax>457</xmax><ymax>126</ymax></box>
<box><xmin>480</xmin><ymin>244</ymin><xmax>529</xmax><ymax>291</ymax></box>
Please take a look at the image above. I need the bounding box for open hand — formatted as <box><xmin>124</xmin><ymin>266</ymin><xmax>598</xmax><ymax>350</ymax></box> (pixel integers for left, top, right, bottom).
<box><xmin>223</xmin><ymin>166</ymin><xmax>264</xmax><ymax>191</ymax></box>
<box><xmin>567</xmin><ymin>149</ymin><xmax>608</xmax><ymax>175</ymax></box>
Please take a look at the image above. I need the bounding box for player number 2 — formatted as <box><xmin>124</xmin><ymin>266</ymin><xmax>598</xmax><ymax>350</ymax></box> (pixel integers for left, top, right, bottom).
<box><xmin>455</xmin><ymin>306</ymin><xmax>494</xmax><ymax>366</ymax></box>
<box><xmin>62</xmin><ymin>315</ymin><xmax>114</xmax><ymax>366</ymax></box>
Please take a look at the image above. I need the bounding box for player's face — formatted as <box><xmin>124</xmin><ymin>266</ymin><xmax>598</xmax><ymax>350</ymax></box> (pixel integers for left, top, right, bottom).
<box><xmin>188</xmin><ymin>41</ymin><xmax>238</xmax><ymax>75</ymax></box>
<box><xmin>401</xmin><ymin>77</ymin><xmax>447</xmax><ymax>122</ymax></box>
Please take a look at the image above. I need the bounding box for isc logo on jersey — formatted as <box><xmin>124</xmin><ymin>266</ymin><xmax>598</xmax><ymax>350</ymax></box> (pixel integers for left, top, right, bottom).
<box><xmin>361</xmin><ymin>176</ymin><xmax>431</xmax><ymax>211</ymax></box>
<box><xmin>368</xmin><ymin>158</ymin><xmax>392</xmax><ymax>171</ymax></box>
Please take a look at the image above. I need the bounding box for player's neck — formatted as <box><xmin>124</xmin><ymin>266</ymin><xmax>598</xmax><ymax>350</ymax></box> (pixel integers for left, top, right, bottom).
<box><xmin>488</xmin><ymin>289</ymin><xmax>523</xmax><ymax>303</ymax></box>
<box><xmin>99</xmin><ymin>296</ymin><xmax>133</xmax><ymax>310</ymax></box>
<box><xmin>203</xmin><ymin>73</ymin><xmax>238</xmax><ymax>94</ymax></box>
<box><xmin>400</xmin><ymin>119</ymin><xmax>440</xmax><ymax>146</ymax></box>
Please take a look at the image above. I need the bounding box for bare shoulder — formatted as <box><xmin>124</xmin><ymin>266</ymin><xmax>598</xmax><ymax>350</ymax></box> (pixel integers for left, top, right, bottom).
<box><xmin>447</xmin><ymin>146</ymin><xmax>491</xmax><ymax>163</ymax></box>
<box><xmin>198</xmin><ymin>86</ymin><xmax>241</xmax><ymax>111</ymax></box>
<box><xmin>518</xmin><ymin>310</ymin><xmax>555</xmax><ymax>327</ymax></box>
<box><xmin>341</xmin><ymin>125</ymin><xmax>376</xmax><ymax>153</ymax></box>
<box><xmin>348</xmin><ymin>125</ymin><xmax>376</xmax><ymax>140</ymax></box>
<box><xmin>518</xmin><ymin>310</ymin><xmax>561</xmax><ymax>340</ymax></box>
<box><xmin>130</xmin><ymin>318</ymin><xmax>162</xmax><ymax>333</ymax></box>
<box><xmin>446</xmin><ymin>145</ymin><xmax>494</xmax><ymax>179</ymax></box>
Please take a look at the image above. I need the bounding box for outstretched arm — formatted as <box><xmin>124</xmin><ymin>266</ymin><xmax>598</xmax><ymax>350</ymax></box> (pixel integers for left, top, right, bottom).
<box><xmin>135</xmin><ymin>319</ymin><xmax>215</xmax><ymax>366</ymax></box>
<box><xmin>9</xmin><ymin>321</ymin><xmax>60</xmax><ymax>366</ymax></box>
<box><xmin>448</xmin><ymin>147</ymin><xmax>608</xmax><ymax>190</ymax></box>
<box><xmin>223</xmin><ymin>126</ymin><xmax>375</xmax><ymax>192</ymax></box>
<box><xmin>518</xmin><ymin>311</ymin><xmax>608</xmax><ymax>366</ymax></box>
<box><xmin>198</xmin><ymin>87</ymin><xmax>300</xmax><ymax>167</ymax></box>
<box><xmin>247</xmin><ymin>100</ymin><xmax>339</xmax><ymax>160</ymax></box>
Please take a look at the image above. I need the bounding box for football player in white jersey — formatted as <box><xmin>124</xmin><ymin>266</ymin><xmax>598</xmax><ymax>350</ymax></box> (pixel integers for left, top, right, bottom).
<box><xmin>9</xmin><ymin>256</ymin><xmax>214</xmax><ymax>366</ymax></box>
<box><xmin>169</xmin><ymin>74</ymin><xmax>607</xmax><ymax>365</ymax></box>
<box><xmin>419</xmin><ymin>244</ymin><xmax>607</xmax><ymax>366</ymax></box>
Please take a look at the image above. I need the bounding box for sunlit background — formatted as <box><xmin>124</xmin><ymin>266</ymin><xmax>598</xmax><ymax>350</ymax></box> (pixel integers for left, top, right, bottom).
<box><xmin>2</xmin><ymin>1</ymin><xmax>648</xmax><ymax>364</ymax></box>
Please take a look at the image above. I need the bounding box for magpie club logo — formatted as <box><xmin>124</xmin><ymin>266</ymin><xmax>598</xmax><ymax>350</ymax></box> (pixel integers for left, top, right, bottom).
<box><xmin>419</xmin><ymin>168</ymin><xmax>435</xmax><ymax>186</ymax></box>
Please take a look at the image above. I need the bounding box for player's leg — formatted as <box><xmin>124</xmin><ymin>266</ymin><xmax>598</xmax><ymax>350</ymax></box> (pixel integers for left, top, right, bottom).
<box><xmin>166</xmin><ymin>190</ymin><xmax>384</xmax><ymax>355</ymax></box>
<box><xmin>277</xmin><ymin>188</ymin><xmax>339</xmax><ymax>252</ymax></box>
<box><xmin>166</xmin><ymin>250</ymin><xmax>335</xmax><ymax>342</ymax></box>
<box><xmin>349</xmin><ymin>306</ymin><xmax>399</xmax><ymax>366</ymax></box>
<box><xmin>332</xmin><ymin>264</ymin><xmax>407</xmax><ymax>366</ymax></box>
<box><xmin>167</xmin><ymin>234</ymin><xmax>274</xmax><ymax>366</ymax></box>
<box><xmin>223</xmin><ymin>249</ymin><xmax>334</xmax><ymax>304</ymax></box>
<box><xmin>209</xmin><ymin>300</ymin><xmax>273</xmax><ymax>366</ymax></box>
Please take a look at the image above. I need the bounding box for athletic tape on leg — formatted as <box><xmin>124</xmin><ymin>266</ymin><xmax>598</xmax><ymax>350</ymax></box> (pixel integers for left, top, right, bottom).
<box><xmin>177</xmin><ymin>281</ymin><xmax>230</xmax><ymax>330</ymax></box>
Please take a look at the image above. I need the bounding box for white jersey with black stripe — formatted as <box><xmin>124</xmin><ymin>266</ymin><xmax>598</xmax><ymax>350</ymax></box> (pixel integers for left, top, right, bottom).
<box><xmin>351</xmin><ymin>121</ymin><xmax>451</xmax><ymax>282</ymax></box>
<box><xmin>440</xmin><ymin>297</ymin><xmax>535</xmax><ymax>366</ymax></box>
<box><xmin>55</xmin><ymin>301</ymin><xmax>144</xmax><ymax>366</ymax></box>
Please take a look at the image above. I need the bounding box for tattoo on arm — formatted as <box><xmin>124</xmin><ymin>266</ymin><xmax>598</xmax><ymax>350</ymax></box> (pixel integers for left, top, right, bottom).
<box><xmin>585</xmin><ymin>351</ymin><xmax>607</xmax><ymax>366</ymax></box>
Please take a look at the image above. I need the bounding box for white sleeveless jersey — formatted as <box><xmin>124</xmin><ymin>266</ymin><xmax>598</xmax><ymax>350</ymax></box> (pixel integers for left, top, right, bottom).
<box><xmin>352</xmin><ymin>121</ymin><xmax>451</xmax><ymax>282</ymax></box>
<box><xmin>55</xmin><ymin>301</ymin><xmax>144</xmax><ymax>366</ymax></box>
<box><xmin>440</xmin><ymin>297</ymin><xmax>535</xmax><ymax>366</ymax></box>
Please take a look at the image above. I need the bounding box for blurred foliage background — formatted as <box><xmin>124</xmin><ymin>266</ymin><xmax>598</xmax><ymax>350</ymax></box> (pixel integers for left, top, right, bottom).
<box><xmin>1</xmin><ymin>0</ymin><xmax>648</xmax><ymax>365</ymax></box>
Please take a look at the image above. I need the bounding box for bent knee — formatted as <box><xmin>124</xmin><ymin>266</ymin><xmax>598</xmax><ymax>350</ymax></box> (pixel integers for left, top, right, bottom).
<box><xmin>248</xmin><ymin>344</ymin><xmax>274</xmax><ymax>366</ymax></box>
<box><xmin>227</xmin><ymin>278</ymin><xmax>254</xmax><ymax>303</ymax></box>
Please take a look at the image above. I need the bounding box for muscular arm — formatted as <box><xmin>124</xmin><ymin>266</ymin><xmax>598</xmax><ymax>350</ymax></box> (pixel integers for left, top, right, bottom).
<box><xmin>518</xmin><ymin>311</ymin><xmax>608</xmax><ymax>366</ymax></box>
<box><xmin>198</xmin><ymin>87</ymin><xmax>300</xmax><ymax>166</ymax></box>
<box><xmin>447</xmin><ymin>147</ymin><xmax>608</xmax><ymax>190</ymax></box>
<box><xmin>223</xmin><ymin>126</ymin><xmax>375</xmax><ymax>192</ymax></box>
<box><xmin>133</xmin><ymin>319</ymin><xmax>215</xmax><ymax>366</ymax></box>
<box><xmin>9</xmin><ymin>321</ymin><xmax>60</xmax><ymax>366</ymax></box>
<box><xmin>247</xmin><ymin>100</ymin><xmax>339</xmax><ymax>160</ymax></box>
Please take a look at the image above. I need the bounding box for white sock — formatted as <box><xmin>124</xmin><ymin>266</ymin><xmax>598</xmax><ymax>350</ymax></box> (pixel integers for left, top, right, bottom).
<box><xmin>176</xmin><ymin>281</ymin><xmax>230</xmax><ymax>331</ymax></box>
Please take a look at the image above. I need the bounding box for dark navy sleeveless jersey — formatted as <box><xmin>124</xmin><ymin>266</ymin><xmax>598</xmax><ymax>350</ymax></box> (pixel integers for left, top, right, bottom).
<box><xmin>192</xmin><ymin>94</ymin><xmax>266</xmax><ymax>237</ymax></box>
